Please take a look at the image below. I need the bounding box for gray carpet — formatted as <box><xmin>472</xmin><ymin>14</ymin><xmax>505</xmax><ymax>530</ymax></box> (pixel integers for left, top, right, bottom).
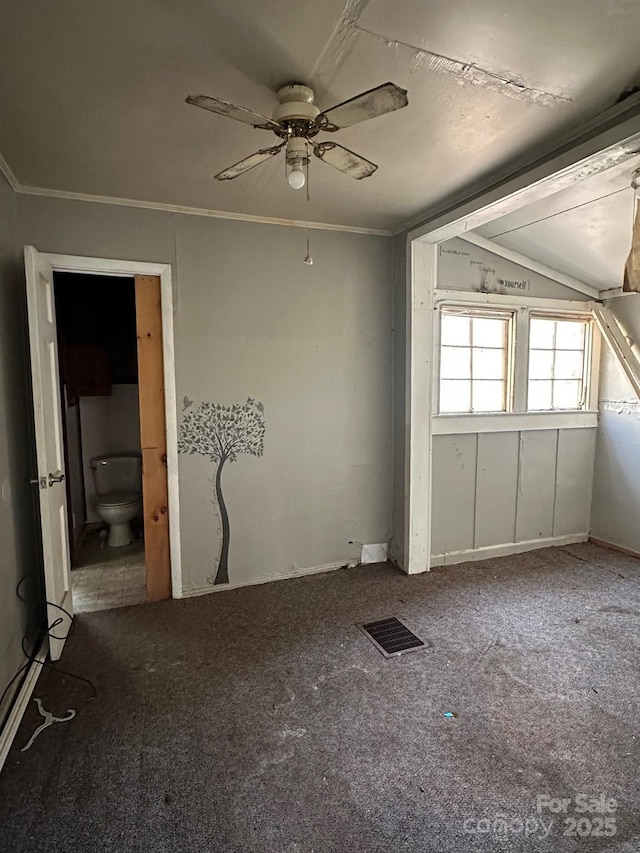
<box><xmin>1</xmin><ymin>543</ymin><xmax>639</xmax><ymax>852</ymax></box>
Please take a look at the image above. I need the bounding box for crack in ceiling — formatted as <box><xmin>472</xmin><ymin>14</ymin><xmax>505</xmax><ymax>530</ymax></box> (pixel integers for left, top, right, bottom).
<box><xmin>310</xmin><ymin>0</ymin><xmax>572</xmax><ymax>109</ymax></box>
<box><xmin>310</xmin><ymin>0</ymin><xmax>368</xmax><ymax>88</ymax></box>
<box><xmin>355</xmin><ymin>25</ymin><xmax>573</xmax><ymax>107</ymax></box>
<box><xmin>3</xmin><ymin>0</ymin><xmax>639</xmax><ymax>233</ymax></box>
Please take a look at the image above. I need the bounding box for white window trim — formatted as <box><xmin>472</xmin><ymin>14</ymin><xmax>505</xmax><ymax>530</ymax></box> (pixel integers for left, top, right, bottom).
<box><xmin>434</xmin><ymin>304</ymin><xmax>515</xmax><ymax>415</ymax></box>
<box><xmin>527</xmin><ymin>311</ymin><xmax>595</xmax><ymax>413</ymax></box>
<box><xmin>433</xmin><ymin>410</ymin><xmax>598</xmax><ymax>435</ymax></box>
<box><xmin>433</xmin><ymin>294</ymin><xmax>600</xmax><ymax>425</ymax></box>
<box><xmin>434</xmin><ymin>289</ymin><xmax>593</xmax><ymax>311</ymax></box>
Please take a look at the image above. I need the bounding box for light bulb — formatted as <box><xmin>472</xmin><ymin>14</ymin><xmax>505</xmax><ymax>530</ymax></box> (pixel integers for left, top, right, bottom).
<box><xmin>287</xmin><ymin>165</ymin><xmax>305</xmax><ymax>190</ymax></box>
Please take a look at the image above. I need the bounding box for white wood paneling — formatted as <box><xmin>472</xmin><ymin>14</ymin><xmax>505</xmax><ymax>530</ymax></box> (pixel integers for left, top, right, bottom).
<box><xmin>431</xmin><ymin>434</ymin><xmax>477</xmax><ymax>555</ymax></box>
<box><xmin>553</xmin><ymin>429</ymin><xmax>597</xmax><ymax>536</ymax></box>
<box><xmin>515</xmin><ymin>430</ymin><xmax>558</xmax><ymax>541</ymax></box>
<box><xmin>475</xmin><ymin>432</ymin><xmax>519</xmax><ymax>548</ymax></box>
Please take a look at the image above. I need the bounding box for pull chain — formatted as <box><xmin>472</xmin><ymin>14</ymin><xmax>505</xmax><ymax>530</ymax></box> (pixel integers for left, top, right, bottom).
<box><xmin>303</xmin><ymin>144</ymin><xmax>313</xmax><ymax>265</ymax></box>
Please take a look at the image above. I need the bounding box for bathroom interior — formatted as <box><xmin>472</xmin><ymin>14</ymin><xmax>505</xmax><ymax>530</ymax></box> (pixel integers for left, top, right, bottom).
<box><xmin>54</xmin><ymin>272</ymin><xmax>147</xmax><ymax>613</ymax></box>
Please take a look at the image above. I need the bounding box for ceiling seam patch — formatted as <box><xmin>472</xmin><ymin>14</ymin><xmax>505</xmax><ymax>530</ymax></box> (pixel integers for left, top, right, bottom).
<box><xmin>310</xmin><ymin>0</ymin><xmax>369</xmax><ymax>84</ymax></box>
<box><xmin>355</xmin><ymin>26</ymin><xmax>572</xmax><ymax>108</ymax></box>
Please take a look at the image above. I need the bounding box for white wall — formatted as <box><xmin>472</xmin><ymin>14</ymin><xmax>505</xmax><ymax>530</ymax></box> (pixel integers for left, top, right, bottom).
<box><xmin>438</xmin><ymin>237</ymin><xmax>592</xmax><ymax>301</ymax></box>
<box><xmin>79</xmin><ymin>384</ymin><xmax>141</xmax><ymax>522</ymax></box>
<box><xmin>17</xmin><ymin>194</ymin><xmax>392</xmax><ymax>593</ymax></box>
<box><xmin>431</xmin><ymin>428</ymin><xmax>596</xmax><ymax>562</ymax></box>
<box><xmin>591</xmin><ymin>296</ymin><xmax>640</xmax><ymax>553</ymax></box>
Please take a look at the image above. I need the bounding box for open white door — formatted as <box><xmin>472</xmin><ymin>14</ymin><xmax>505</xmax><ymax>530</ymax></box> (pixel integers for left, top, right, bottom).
<box><xmin>25</xmin><ymin>246</ymin><xmax>72</xmax><ymax>661</ymax></box>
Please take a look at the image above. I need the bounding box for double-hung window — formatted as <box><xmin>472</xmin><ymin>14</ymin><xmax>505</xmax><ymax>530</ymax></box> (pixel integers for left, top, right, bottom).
<box><xmin>437</xmin><ymin>305</ymin><xmax>594</xmax><ymax>416</ymax></box>
<box><xmin>528</xmin><ymin>316</ymin><xmax>591</xmax><ymax>411</ymax></box>
<box><xmin>439</xmin><ymin>307</ymin><xmax>513</xmax><ymax>414</ymax></box>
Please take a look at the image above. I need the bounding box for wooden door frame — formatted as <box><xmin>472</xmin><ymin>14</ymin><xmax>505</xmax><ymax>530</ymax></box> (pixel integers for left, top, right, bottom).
<box><xmin>41</xmin><ymin>253</ymin><xmax>182</xmax><ymax>598</ymax></box>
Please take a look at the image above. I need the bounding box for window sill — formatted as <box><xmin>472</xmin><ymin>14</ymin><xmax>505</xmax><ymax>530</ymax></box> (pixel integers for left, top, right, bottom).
<box><xmin>432</xmin><ymin>410</ymin><xmax>598</xmax><ymax>435</ymax></box>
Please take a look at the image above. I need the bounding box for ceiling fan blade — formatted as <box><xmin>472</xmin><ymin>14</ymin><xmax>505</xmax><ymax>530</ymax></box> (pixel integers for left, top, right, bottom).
<box><xmin>316</xmin><ymin>82</ymin><xmax>408</xmax><ymax>132</ymax></box>
<box><xmin>214</xmin><ymin>143</ymin><xmax>285</xmax><ymax>181</ymax></box>
<box><xmin>312</xmin><ymin>142</ymin><xmax>378</xmax><ymax>180</ymax></box>
<box><xmin>186</xmin><ymin>95</ymin><xmax>281</xmax><ymax>131</ymax></box>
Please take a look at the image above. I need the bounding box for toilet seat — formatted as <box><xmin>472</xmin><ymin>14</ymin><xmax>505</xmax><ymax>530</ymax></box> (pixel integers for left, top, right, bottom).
<box><xmin>95</xmin><ymin>490</ymin><xmax>140</xmax><ymax>510</ymax></box>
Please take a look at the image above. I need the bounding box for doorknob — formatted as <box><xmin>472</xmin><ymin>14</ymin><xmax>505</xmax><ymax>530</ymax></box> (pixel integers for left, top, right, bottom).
<box><xmin>48</xmin><ymin>470</ymin><xmax>65</xmax><ymax>487</ymax></box>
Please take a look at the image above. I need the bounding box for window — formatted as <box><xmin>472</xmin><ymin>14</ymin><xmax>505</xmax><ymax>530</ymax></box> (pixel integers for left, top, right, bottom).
<box><xmin>528</xmin><ymin>316</ymin><xmax>591</xmax><ymax>411</ymax></box>
<box><xmin>439</xmin><ymin>308</ymin><xmax>512</xmax><ymax>413</ymax></box>
<box><xmin>436</xmin><ymin>302</ymin><xmax>596</xmax><ymax>420</ymax></box>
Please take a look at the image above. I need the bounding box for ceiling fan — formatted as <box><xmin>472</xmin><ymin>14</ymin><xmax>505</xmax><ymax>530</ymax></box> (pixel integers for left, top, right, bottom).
<box><xmin>185</xmin><ymin>81</ymin><xmax>408</xmax><ymax>190</ymax></box>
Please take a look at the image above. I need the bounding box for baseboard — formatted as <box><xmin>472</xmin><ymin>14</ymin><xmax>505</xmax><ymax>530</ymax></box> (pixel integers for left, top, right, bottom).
<box><xmin>589</xmin><ymin>537</ymin><xmax>640</xmax><ymax>561</ymax></box>
<box><xmin>0</xmin><ymin>642</ymin><xmax>46</xmax><ymax>773</ymax></box>
<box><xmin>430</xmin><ymin>533</ymin><xmax>589</xmax><ymax>567</ymax></box>
<box><xmin>184</xmin><ymin>558</ymin><xmax>361</xmax><ymax>598</ymax></box>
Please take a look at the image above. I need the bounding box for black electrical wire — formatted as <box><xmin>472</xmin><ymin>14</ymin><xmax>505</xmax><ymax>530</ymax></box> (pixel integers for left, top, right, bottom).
<box><xmin>0</xmin><ymin>575</ymin><xmax>97</xmax><ymax>714</ymax></box>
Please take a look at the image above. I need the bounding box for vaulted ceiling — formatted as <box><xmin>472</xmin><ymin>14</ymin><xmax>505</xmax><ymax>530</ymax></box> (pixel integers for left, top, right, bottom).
<box><xmin>2</xmin><ymin>0</ymin><xmax>640</xmax><ymax>232</ymax></box>
<box><xmin>475</xmin><ymin>154</ymin><xmax>640</xmax><ymax>290</ymax></box>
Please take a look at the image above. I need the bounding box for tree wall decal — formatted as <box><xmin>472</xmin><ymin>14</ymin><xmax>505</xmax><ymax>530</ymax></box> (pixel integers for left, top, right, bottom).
<box><xmin>178</xmin><ymin>397</ymin><xmax>265</xmax><ymax>585</ymax></box>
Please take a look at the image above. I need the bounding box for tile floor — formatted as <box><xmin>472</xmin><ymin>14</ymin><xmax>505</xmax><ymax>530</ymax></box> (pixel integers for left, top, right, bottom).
<box><xmin>72</xmin><ymin>527</ymin><xmax>146</xmax><ymax>613</ymax></box>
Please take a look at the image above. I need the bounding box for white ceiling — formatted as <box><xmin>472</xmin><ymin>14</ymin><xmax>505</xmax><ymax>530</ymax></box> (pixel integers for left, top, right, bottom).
<box><xmin>2</xmin><ymin>0</ymin><xmax>640</xmax><ymax>231</ymax></box>
<box><xmin>475</xmin><ymin>154</ymin><xmax>640</xmax><ymax>290</ymax></box>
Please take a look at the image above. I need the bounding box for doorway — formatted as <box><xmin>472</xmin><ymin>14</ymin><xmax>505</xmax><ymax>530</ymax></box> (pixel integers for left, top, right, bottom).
<box><xmin>26</xmin><ymin>249</ymin><xmax>180</xmax><ymax>658</ymax></box>
<box><xmin>54</xmin><ymin>272</ymin><xmax>148</xmax><ymax>612</ymax></box>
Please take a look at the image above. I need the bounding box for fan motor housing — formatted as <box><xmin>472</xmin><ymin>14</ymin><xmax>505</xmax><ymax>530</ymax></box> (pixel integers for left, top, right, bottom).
<box><xmin>273</xmin><ymin>83</ymin><xmax>320</xmax><ymax>124</ymax></box>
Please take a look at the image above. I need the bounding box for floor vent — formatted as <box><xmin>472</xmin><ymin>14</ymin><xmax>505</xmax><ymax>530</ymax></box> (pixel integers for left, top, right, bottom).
<box><xmin>358</xmin><ymin>617</ymin><xmax>430</xmax><ymax>658</ymax></box>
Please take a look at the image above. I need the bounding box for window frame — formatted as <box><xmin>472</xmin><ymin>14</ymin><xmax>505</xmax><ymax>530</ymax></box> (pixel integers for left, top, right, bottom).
<box><xmin>433</xmin><ymin>291</ymin><xmax>600</xmax><ymax>428</ymax></box>
<box><xmin>526</xmin><ymin>311</ymin><xmax>594</xmax><ymax>413</ymax></box>
<box><xmin>436</xmin><ymin>305</ymin><xmax>516</xmax><ymax>415</ymax></box>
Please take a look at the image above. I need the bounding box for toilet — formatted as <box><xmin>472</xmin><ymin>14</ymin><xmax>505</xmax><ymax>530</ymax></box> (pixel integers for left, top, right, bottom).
<box><xmin>90</xmin><ymin>453</ymin><xmax>142</xmax><ymax>547</ymax></box>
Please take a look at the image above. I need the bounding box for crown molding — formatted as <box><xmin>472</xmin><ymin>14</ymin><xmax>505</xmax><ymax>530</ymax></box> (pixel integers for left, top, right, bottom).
<box><xmin>0</xmin><ymin>152</ymin><xmax>391</xmax><ymax>237</ymax></box>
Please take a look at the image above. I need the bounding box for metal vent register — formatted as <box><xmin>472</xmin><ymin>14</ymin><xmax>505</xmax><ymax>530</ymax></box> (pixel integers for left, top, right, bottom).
<box><xmin>358</xmin><ymin>617</ymin><xmax>431</xmax><ymax>658</ymax></box>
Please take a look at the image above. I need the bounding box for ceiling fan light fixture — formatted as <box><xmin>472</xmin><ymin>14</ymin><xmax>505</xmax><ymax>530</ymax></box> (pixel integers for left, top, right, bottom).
<box><xmin>287</xmin><ymin>164</ymin><xmax>306</xmax><ymax>190</ymax></box>
<box><xmin>285</xmin><ymin>137</ymin><xmax>308</xmax><ymax>191</ymax></box>
<box><xmin>187</xmin><ymin>81</ymin><xmax>408</xmax><ymax>185</ymax></box>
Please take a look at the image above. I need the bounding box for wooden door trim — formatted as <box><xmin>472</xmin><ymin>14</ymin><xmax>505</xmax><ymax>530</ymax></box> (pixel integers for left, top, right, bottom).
<box><xmin>135</xmin><ymin>275</ymin><xmax>171</xmax><ymax>600</ymax></box>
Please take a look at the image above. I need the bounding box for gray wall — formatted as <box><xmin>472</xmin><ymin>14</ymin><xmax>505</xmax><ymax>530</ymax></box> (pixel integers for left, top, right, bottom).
<box><xmin>17</xmin><ymin>194</ymin><xmax>392</xmax><ymax>593</ymax></box>
<box><xmin>0</xmin><ymin>174</ymin><xmax>42</xmax><ymax>723</ymax></box>
<box><xmin>591</xmin><ymin>296</ymin><xmax>640</xmax><ymax>552</ymax></box>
